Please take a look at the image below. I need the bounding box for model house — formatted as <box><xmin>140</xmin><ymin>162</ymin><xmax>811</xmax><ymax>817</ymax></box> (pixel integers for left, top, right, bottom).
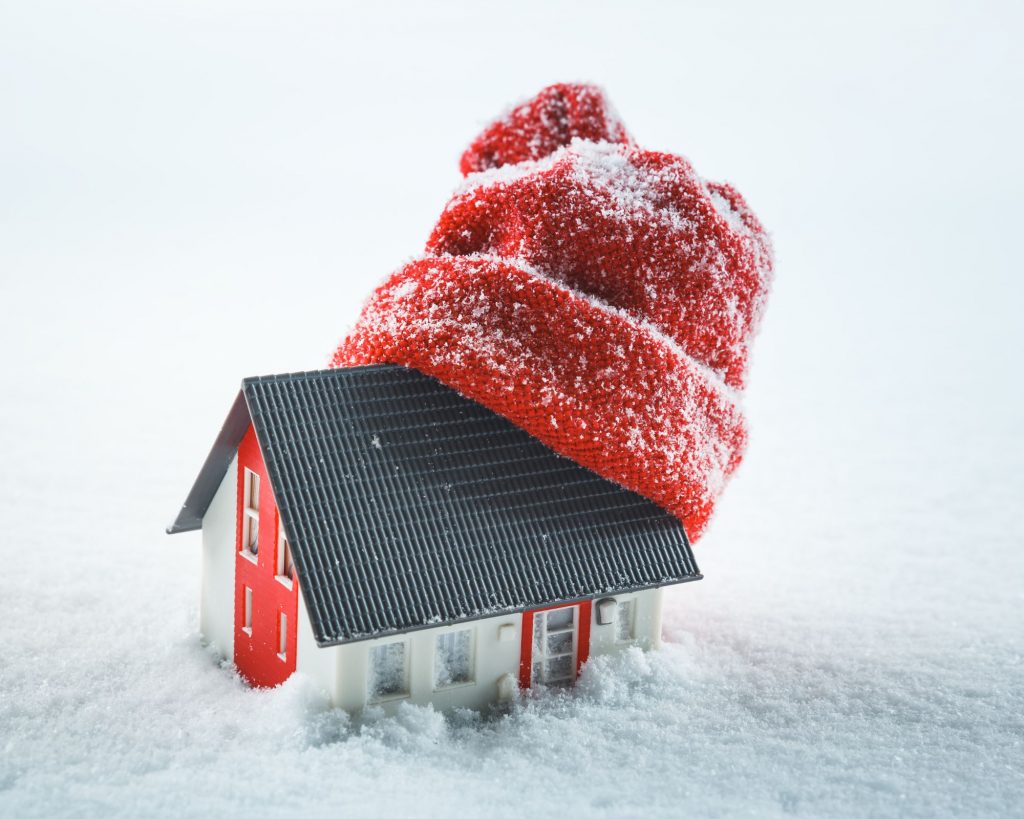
<box><xmin>168</xmin><ymin>365</ymin><xmax>702</xmax><ymax>712</ymax></box>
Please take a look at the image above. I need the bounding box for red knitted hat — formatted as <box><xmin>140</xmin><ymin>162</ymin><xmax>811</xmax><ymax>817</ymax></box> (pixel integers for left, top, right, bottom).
<box><xmin>334</xmin><ymin>83</ymin><xmax>773</xmax><ymax>540</ymax></box>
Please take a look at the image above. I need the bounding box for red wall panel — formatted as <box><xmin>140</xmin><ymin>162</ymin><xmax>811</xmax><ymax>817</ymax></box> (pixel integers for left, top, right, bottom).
<box><xmin>233</xmin><ymin>425</ymin><xmax>299</xmax><ymax>688</ymax></box>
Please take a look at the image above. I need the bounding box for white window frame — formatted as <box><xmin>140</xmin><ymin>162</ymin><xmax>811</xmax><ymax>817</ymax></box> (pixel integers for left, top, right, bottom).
<box><xmin>615</xmin><ymin>599</ymin><xmax>635</xmax><ymax>643</ymax></box>
<box><xmin>241</xmin><ymin>468</ymin><xmax>260</xmax><ymax>562</ymax></box>
<box><xmin>277</xmin><ymin>611</ymin><xmax>288</xmax><ymax>661</ymax></box>
<box><xmin>275</xmin><ymin>518</ymin><xmax>294</xmax><ymax>587</ymax></box>
<box><xmin>367</xmin><ymin>639</ymin><xmax>411</xmax><ymax>703</ymax></box>
<box><xmin>433</xmin><ymin>628</ymin><xmax>476</xmax><ymax>690</ymax></box>
<box><xmin>531</xmin><ymin>605</ymin><xmax>578</xmax><ymax>686</ymax></box>
<box><xmin>242</xmin><ymin>586</ymin><xmax>253</xmax><ymax>635</ymax></box>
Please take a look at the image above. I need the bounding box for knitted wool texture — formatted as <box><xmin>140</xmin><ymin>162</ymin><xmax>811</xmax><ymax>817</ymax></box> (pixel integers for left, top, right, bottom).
<box><xmin>333</xmin><ymin>83</ymin><xmax>773</xmax><ymax>540</ymax></box>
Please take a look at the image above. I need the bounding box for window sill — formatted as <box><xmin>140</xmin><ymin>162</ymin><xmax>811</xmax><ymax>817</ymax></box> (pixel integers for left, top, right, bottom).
<box><xmin>367</xmin><ymin>691</ymin><xmax>410</xmax><ymax>704</ymax></box>
<box><xmin>238</xmin><ymin>550</ymin><xmax>258</xmax><ymax>565</ymax></box>
<box><xmin>277</xmin><ymin>652</ymin><xmax>287</xmax><ymax>662</ymax></box>
<box><xmin>241</xmin><ymin>626</ymin><xmax>252</xmax><ymax>637</ymax></box>
<box><xmin>433</xmin><ymin>678</ymin><xmax>476</xmax><ymax>693</ymax></box>
<box><xmin>275</xmin><ymin>575</ymin><xmax>293</xmax><ymax>590</ymax></box>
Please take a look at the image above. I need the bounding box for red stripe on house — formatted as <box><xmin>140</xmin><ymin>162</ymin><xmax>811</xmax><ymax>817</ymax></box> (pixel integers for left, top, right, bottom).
<box><xmin>576</xmin><ymin>601</ymin><xmax>592</xmax><ymax>675</ymax></box>
<box><xmin>233</xmin><ymin>425</ymin><xmax>299</xmax><ymax>688</ymax></box>
<box><xmin>518</xmin><ymin>609</ymin><xmax>535</xmax><ymax>689</ymax></box>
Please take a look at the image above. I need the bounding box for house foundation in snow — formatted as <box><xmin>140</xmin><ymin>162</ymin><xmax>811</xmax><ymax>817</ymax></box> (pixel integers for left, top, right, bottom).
<box><xmin>168</xmin><ymin>365</ymin><xmax>701</xmax><ymax>713</ymax></box>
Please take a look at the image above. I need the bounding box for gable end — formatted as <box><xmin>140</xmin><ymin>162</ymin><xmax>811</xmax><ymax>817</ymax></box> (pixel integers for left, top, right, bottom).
<box><xmin>166</xmin><ymin>391</ymin><xmax>251</xmax><ymax>534</ymax></box>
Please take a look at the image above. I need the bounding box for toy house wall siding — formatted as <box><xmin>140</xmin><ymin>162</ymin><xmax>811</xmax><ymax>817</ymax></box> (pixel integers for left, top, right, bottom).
<box><xmin>646</xmin><ymin>587</ymin><xmax>665</xmax><ymax>648</ymax></box>
<box><xmin>331</xmin><ymin>612</ymin><xmax>524</xmax><ymax>713</ymax></box>
<box><xmin>304</xmin><ymin>588</ymin><xmax>664</xmax><ymax>714</ymax></box>
<box><xmin>200</xmin><ymin>453</ymin><xmax>238</xmax><ymax>661</ymax></box>
<box><xmin>295</xmin><ymin>592</ymin><xmax>340</xmax><ymax>700</ymax></box>
<box><xmin>588</xmin><ymin>588</ymin><xmax>663</xmax><ymax>657</ymax></box>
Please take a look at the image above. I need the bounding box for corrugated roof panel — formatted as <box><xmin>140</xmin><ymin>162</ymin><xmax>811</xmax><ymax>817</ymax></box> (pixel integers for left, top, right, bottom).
<box><xmin>241</xmin><ymin>364</ymin><xmax>701</xmax><ymax>645</ymax></box>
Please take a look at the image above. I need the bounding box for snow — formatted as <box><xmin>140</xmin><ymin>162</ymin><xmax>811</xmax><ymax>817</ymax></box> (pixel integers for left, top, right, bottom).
<box><xmin>1</xmin><ymin>1</ymin><xmax>1022</xmax><ymax>817</ymax></box>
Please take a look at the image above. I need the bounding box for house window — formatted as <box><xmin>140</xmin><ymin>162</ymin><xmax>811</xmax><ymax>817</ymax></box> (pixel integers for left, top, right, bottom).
<box><xmin>434</xmin><ymin>629</ymin><xmax>474</xmax><ymax>689</ymax></box>
<box><xmin>531</xmin><ymin>606</ymin><xmax>577</xmax><ymax>686</ymax></box>
<box><xmin>243</xmin><ymin>586</ymin><xmax>253</xmax><ymax>634</ymax></box>
<box><xmin>276</xmin><ymin>520</ymin><xmax>294</xmax><ymax>583</ymax></box>
<box><xmin>278</xmin><ymin>611</ymin><xmax>288</xmax><ymax>659</ymax></box>
<box><xmin>368</xmin><ymin>641</ymin><xmax>409</xmax><ymax>701</ymax></box>
<box><xmin>242</xmin><ymin>468</ymin><xmax>260</xmax><ymax>557</ymax></box>
<box><xmin>616</xmin><ymin>600</ymin><xmax>635</xmax><ymax>642</ymax></box>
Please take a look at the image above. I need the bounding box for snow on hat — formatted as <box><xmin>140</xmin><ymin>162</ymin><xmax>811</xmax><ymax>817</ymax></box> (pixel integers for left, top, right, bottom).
<box><xmin>334</xmin><ymin>83</ymin><xmax>773</xmax><ymax>540</ymax></box>
<box><xmin>459</xmin><ymin>82</ymin><xmax>631</xmax><ymax>174</ymax></box>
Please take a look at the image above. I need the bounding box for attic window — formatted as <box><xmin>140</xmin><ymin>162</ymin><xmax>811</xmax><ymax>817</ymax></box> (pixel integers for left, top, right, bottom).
<box><xmin>242</xmin><ymin>468</ymin><xmax>259</xmax><ymax>558</ymax></box>
<box><xmin>434</xmin><ymin>629</ymin><xmax>474</xmax><ymax>689</ymax></box>
<box><xmin>276</xmin><ymin>520</ymin><xmax>294</xmax><ymax>584</ymax></box>
<box><xmin>368</xmin><ymin>641</ymin><xmax>409</xmax><ymax>701</ymax></box>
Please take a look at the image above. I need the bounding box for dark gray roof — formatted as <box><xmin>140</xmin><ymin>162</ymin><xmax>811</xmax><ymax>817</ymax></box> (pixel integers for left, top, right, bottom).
<box><xmin>169</xmin><ymin>365</ymin><xmax>700</xmax><ymax>645</ymax></box>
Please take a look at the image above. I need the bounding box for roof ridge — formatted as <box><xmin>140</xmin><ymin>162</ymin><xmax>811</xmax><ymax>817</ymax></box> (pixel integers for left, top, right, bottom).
<box><xmin>241</xmin><ymin>363</ymin><xmax>417</xmax><ymax>388</ymax></box>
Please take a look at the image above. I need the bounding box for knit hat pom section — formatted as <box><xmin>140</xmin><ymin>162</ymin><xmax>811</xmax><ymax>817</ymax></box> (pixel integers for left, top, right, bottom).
<box><xmin>334</xmin><ymin>83</ymin><xmax>773</xmax><ymax>541</ymax></box>
<box><xmin>459</xmin><ymin>82</ymin><xmax>631</xmax><ymax>175</ymax></box>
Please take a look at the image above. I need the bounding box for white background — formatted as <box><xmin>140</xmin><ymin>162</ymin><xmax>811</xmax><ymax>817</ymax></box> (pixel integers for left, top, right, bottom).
<box><xmin>2</xmin><ymin>1</ymin><xmax>1022</xmax><ymax>816</ymax></box>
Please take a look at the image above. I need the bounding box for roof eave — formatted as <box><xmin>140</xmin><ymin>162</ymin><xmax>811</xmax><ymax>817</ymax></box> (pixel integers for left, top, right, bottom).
<box><xmin>166</xmin><ymin>390</ymin><xmax>251</xmax><ymax>535</ymax></box>
<box><xmin>309</xmin><ymin>572</ymin><xmax>703</xmax><ymax>648</ymax></box>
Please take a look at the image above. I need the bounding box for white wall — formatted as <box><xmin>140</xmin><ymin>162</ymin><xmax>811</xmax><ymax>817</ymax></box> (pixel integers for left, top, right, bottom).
<box><xmin>199</xmin><ymin>454</ymin><xmax>237</xmax><ymax>661</ymax></box>
<box><xmin>295</xmin><ymin>587</ymin><xmax>666</xmax><ymax>714</ymax></box>
<box><xmin>331</xmin><ymin>612</ymin><xmax>523</xmax><ymax>714</ymax></box>
<box><xmin>295</xmin><ymin>591</ymin><xmax>340</xmax><ymax>701</ymax></box>
<box><xmin>588</xmin><ymin>588</ymin><xmax>663</xmax><ymax>658</ymax></box>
